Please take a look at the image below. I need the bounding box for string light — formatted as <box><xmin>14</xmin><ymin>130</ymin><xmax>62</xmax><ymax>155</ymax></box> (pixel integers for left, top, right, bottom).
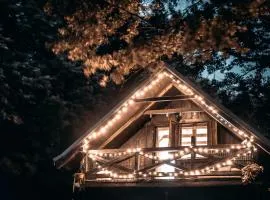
<box><xmin>81</xmin><ymin>70</ymin><xmax>255</xmax><ymax>153</ymax></box>
<box><xmin>80</xmin><ymin>70</ymin><xmax>258</xmax><ymax>181</ymax></box>
<box><xmin>87</xmin><ymin>147</ymin><xmax>252</xmax><ymax>181</ymax></box>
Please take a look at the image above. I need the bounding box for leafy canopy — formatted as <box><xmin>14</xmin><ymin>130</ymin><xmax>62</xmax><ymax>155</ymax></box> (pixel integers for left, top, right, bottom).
<box><xmin>46</xmin><ymin>0</ymin><xmax>268</xmax><ymax>85</ymax></box>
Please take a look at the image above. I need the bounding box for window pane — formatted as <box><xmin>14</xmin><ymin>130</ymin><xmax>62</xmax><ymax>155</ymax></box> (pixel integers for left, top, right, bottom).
<box><xmin>180</xmin><ymin>125</ymin><xmax>208</xmax><ymax>147</ymax></box>
<box><xmin>181</xmin><ymin>127</ymin><xmax>192</xmax><ymax>146</ymax></box>
<box><xmin>196</xmin><ymin>126</ymin><xmax>207</xmax><ymax>146</ymax></box>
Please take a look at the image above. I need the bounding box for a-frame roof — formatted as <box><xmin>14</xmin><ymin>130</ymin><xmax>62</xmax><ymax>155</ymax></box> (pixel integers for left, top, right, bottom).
<box><xmin>53</xmin><ymin>65</ymin><xmax>270</xmax><ymax>169</ymax></box>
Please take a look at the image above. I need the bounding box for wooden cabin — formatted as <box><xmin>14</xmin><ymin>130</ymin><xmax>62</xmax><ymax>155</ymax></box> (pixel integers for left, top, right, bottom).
<box><xmin>54</xmin><ymin>66</ymin><xmax>270</xmax><ymax>198</ymax></box>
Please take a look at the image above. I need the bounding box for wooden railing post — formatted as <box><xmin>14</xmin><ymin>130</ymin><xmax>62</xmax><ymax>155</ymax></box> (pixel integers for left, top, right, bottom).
<box><xmin>85</xmin><ymin>155</ymin><xmax>89</xmax><ymax>172</ymax></box>
<box><xmin>135</xmin><ymin>152</ymin><xmax>140</xmax><ymax>173</ymax></box>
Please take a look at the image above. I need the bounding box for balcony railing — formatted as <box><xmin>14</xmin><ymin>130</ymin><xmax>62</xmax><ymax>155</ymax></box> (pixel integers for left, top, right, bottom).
<box><xmin>81</xmin><ymin>144</ymin><xmax>255</xmax><ymax>183</ymax></box>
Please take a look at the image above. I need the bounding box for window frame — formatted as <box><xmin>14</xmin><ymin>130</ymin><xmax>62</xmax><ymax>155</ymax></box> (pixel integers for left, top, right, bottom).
<box><xmin>179</xmin><ymin>122</ymin><xmax>209</xmax><ymax>147</ymax></box>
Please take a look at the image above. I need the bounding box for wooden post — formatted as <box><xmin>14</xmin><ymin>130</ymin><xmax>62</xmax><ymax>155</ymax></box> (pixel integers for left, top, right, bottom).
<box><xmin>85</xmin><ymin>156</ymin><xmax>89</xmax><ymax>172</ymax></box>
<box><xmin>191</xmin><ymin>127</ymin><xmax>196</xmax><ymax>169</ymax></box>
<box><xmin>135</xmin><ymin>152</ymin><xmax>140</xmax><ymax>173</ymax></box>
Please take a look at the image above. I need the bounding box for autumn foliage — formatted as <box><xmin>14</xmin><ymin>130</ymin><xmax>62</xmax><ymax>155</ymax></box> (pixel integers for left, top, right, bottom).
<box><xmin>45</xmin><ymin>0</ymin><xmax>268</xmax><ymax>85</ymax></box>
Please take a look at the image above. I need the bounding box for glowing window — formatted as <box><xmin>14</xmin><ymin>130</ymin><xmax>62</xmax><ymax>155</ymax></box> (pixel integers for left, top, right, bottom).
<box><xmin>181</xmin><ymin>125</ymin><xmax>207</xmax><ymax>146</ymax></box>
<box><xmin>156</xmin><ymin>127</ymin><xmax>175</xmax><ymax>173</ymax></box>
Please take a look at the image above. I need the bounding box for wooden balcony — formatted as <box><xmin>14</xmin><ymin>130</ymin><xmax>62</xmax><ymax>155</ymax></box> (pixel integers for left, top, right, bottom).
<box><xmin>81</xmin><ymin>144</ymin><xmax>255</xmax><ymax>185</ymax></box>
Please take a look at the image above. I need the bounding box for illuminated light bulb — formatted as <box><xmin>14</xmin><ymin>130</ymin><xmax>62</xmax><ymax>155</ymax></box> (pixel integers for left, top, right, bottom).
<box><xmin>109</xmin><ymin>153</ymin><xmax>113</xmax><ymax>157</ymax></box>
<box><xmin>212</xmin><ymin>109</ymin><xmax>217</xmax><ymax>114</ymax></box>
<box><xmin>195</xmin><ymin>170</ymin><xmax>200</xmax><ymax>175</ymax></box>
<box><xmin>163</xmin><ymin>72</ymin><xmax>169</xmax><ymax>76</ymax></box>
<box><xmin>250</xmin><ymin>136</ymin><xmax>254</xmax><ymax>142</ymax></box>
<box><xmin>92</xmin><ymin>132</ymin><xmax>98</xmax><ymax>138</ymax></box>
<box><xmin>169</xmin><ymin>74</ymin><xmax>174</xmax><ymax>78</ymax></box>
<box><xmin>233</xmin><ymin>127</ymin><xmax>238</xmax><ymax>132</ymax></box>
<box><xmin>231</xmin><ymin>145</ymin><xmax>235</xmax><ymax>149</ymax></box>
<box><xmin>190</xmin><ymin>171</ymin><xmax>194</xmax><ymax>176</ymax></box>
<box><xmin>243</xmin><ymin>153</ymin><xmax>247</xmax><ymax>156</ymax></box>
<box><xmin>244</xmin><ymin>134</ymin><xmax>249</xmax><ymax>138</ymax></box>
<box><xmin>237</xmin><ymin>154</ymin><xmax>240</xmax><ymax>157</ymax></box>
<box><xmin>135</xmin><ymin>91</ymin><xmax>141</xmax><ymax>98</ymax></box>
<box><xmin>128</xmin><ymin>99</ymin><xmax>135</xmax><ymax>105</ymax></box>
<box><xmin>115</xmin><ymin>114</ymin><xmax>121</xmax><ymax>120</ymax></box>
<box><xmin>176</xmin><ymin>80</ymin><xmax>180</xmax><ymax>84</ymax></box>
<box><xmin>254</xmin><ymin>147</ymin><xmax>257</xmax><ymax>151</ymax></box>
<box><xmin>184</xmin><ymin>172</ymin><xmax>188</xmax><ymax>176</ymax></box>
<box><xmin>182</xmin><ymin>85</ymin><xmax>187</xmax><ymax>91</ymax></box>
<box><xmin>169</xmin><ymin>173</ymin><xmax>173</xmax><ymax>177</ymax></box>
<box><xmin>189</xmin><ymin>91</ymin><xmax>194</xmax><ymax>95</ymax></box>
<box><xmin>83</xmin><ymin>139</ymin><xmax>88</xmax><ymax>145</ymax></box>
<box><xmin>236</xmin><ymin>145</ymin><xmax>241</xmax><ymax>149</ymax></box>
<box><xmin>206</xmin><ymin>167</ymin><xmax>210</xmax><ymax>171</ymax></box>
<box><xmin>226</xmin><ymin>160</ymin><xmax>233</xmax><ymax>165</ymax></box>
<box><xmin>158</xmin><ymin>173</ymin><xmax>163</xmax><ymax>176</ymax></box>
<box><xmin>107</xmin><ymin>120</ymin><xmax>114</xmax><ymax>127</ymax></box>
<box><xmin>215</xmin><ymin>149</ymin><xmax>219</xmax><ymax>153</ymax></box>
<box><xmin>184</xmin><ymin>148</ymin><xmax>189</xmax><ymax>152</ymax></box>
<box><xmin>198</xmin><ymin>148</ymin><xmax>203</xmax><ymax>153</ymax></box>
<box><xmin>203</xmin><ymin>149</ymin><xmax>208</xmax><ymax>153</ymax></box>
<box><xmin>122</xmin><ymin>106</ymin><xmax>128</xmax><ymax>113</ymax></box>
<box><xmin>174</xmin><ymin>173</ymin><xmax>178</xmax><ymax>176</ymax></box>
<box><xmin>139</xmin><ymin>91</ymin><xmax>145</xmax><ymax>96</ymax></box>
<box><xmin>100</xmin><ymin>127</ymin><xmax>107</xmax><ymax>134</ymax></box>
<box><xmin>136</xmin><ymin>148</ymin><xmax>141</xmax><ymax>152</ymax></box>
<box><xmin>158</xmin><ymin>73</ymin><xmax>165</xmax><ymax>79</ymax></box>
<box><xmin>216</xmin><ymin>164</ymin><xmax>221</xmax><ymax>168</ymax></box>
<box><xmin>238</xmin><ymin>130</ymin><xmax>244</xmax><ymax>135</ymax></box>
<box><xmin>153</xmin><ymin>171</ymin><xmax>157</xmax><ymax>175</ymax></box>
<box><xmin>200</xmin><ymin>100</ymin><xmax>206</xmax><ymax>105</ymax></box>
<box><xmin>175</xmin><ymin>153</ymin><xmax>179</xmax><ymax>157</ymax></box>
<box><xmin>152</xmin><ymin>80</ymin><xmax>157</xmax><ymax>85</ymax></box>
<box><xmin>226</xmin><ymin>148</ymin><xmax>230</xmax><ymax>152</ymax></box>
<box><xmin>87</xmin><ymin>135</ymin><xmax>93</xmax><ymax>140</ymax></box>
<box><xmin>143</xmin><ymin>87</ymin><xmax>148</xmax><ymax>92</ymax></box>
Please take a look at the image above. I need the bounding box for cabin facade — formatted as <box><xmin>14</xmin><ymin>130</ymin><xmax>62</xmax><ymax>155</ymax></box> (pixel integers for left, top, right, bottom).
<box><xmin>54</xmin><ymin>66</ymin><xmax>270</xmax><ymax>195</ymax></box>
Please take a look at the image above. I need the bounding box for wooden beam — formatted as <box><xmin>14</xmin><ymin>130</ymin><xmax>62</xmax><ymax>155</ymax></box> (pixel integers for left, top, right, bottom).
<box><xmin>144</xmin><ymin>108</ymin><xmax>203</xmax><ymax>115</ymax></box>
<box><xmin>135</xmin><ymin>95</ymin><xmax>194</xmax><ymax>103</ymax></box>
<box><xmin>91</xmin><ymin>155</ymin><xmax>134</xmax><ymax>173</ymax></box>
